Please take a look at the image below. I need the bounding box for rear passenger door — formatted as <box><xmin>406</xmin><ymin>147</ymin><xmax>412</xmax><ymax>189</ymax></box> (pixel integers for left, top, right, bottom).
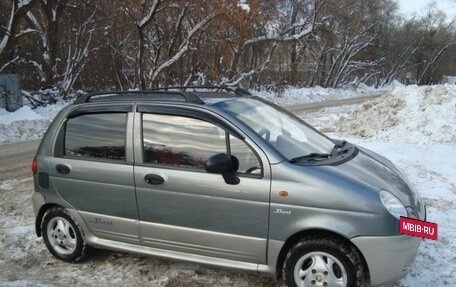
<box><xmin>134</xmin><ymin>108</ymin><xmax>271</xmax><ymax>264</ymax></box>
<box><xmin>50</xmin><ymin>107</ymin><xmax>139</xmax><ymax>244</ymax></box>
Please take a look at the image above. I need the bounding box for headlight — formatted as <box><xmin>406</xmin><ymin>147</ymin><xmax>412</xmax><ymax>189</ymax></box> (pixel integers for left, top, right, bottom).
<box><xmin>380</xmin><ymin>190</ymin><xmax>407</xmax><ymax>219</ymax></box>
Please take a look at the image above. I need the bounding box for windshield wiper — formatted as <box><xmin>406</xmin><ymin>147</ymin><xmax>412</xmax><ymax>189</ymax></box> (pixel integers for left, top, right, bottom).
<box><xmin>290</xmin><ymin>153</ymin><xmax>331</xmax><ymax>163</ymax></box>
<box><xmin>331</xmin><ymin>140</ymin><xmax>347</xmax><ymax>155</ymax></box>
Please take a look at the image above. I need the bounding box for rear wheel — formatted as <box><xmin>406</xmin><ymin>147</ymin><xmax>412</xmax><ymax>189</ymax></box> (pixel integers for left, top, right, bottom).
<box><xmin>284</xmin><ymin>236</ymin><xmax>366</xmax><ymax>287</ymax></box>
<box><xmin>41</xmin><ymin>207</ymin><xmax>87</xmax><ymax>262</ymax></box>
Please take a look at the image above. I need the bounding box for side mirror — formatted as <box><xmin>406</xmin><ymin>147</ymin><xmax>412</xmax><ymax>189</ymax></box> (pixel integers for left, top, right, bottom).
<box><xmin>205</xmin><ymin>153</ymin><xmax>240</xmax><ymax>185</ymax></box>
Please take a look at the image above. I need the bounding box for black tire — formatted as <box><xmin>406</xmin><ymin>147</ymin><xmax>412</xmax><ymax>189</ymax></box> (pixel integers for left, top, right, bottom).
<box><xmin>41</xmin><ymin>207</ymin><xmax>88</xmax><ymax>262</ymax></box>
<box><xmin>283</xmin><ymin>236</ymin><xmax>366</xmax><ymax>287</ymax></box>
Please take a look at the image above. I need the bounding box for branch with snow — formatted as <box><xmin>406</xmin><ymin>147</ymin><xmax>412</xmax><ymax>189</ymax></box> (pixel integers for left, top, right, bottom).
<box><xmin>150</xmin><ymin>13</ymin><xmax>215</xmax><ymax>83</ymax></box>
<box><xmin>0</xmin><ymin>0</ymin><xmax>37</xmax><ymax>58</ymax></box>
<box><xmin>221</xmin><ymin>44</ymin><xmax>277</xmax><ymax>86</ymax></box>
<box><xmin>0</xmin><ymin>56</ymin><xmax>20</xmax><ymax>73</ymax></box>
<box><xmin>137</xmin><ymin>0</ymin><xmax>160</xmax><ymax>28</ymax></box>
<box><xmin>237</xmin><ymin>0</ymin><xmax>250</xmax><ymax>13</ymax></box>
<box><xmin>56</xmin><ymin>9</ymin><xmax>97</xmax><ymax>98</ymax></box>
<box><xmin>243</xmin><ymin>27</ymin><xmax>312</xmax><ymax>47</ymax></box>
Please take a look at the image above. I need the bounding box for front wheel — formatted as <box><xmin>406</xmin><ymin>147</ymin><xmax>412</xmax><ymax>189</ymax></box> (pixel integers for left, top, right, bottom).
<box><xmin>284</xmin><ymin>236</ymin><xmax>366</xmax><ymax>287</ymax></box>
<box><xmin>41</xmin><ymin>207</ymin><xmax>87</xmax><ymax>262</ymax></box>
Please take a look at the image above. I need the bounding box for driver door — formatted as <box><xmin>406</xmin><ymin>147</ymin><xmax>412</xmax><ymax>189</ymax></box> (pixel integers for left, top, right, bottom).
<box><xmin>134</xmin><ymin>111</ymin><xmax>271</xmax><ymax>263</ymax></box>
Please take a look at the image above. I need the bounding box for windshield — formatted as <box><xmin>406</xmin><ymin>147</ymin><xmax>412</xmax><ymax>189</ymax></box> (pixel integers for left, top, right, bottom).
<box><xmin>211</xmin><ymin>98</ymin><xmax>335</xmax><ymax>160</ymax></box>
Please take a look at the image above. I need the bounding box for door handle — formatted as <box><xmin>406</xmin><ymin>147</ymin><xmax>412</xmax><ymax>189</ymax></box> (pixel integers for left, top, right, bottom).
<box><xmin>56</xmin><ymin>164</ymin><xmax>71</xmax><ymax>174</ymax></box>
<box><xmin>144</xmin><ymin>174</ymin><xmax>165</xmax><ymax>185</ymax></box>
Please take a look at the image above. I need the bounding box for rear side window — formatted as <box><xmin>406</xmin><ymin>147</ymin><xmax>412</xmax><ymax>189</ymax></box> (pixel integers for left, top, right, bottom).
<box><xmin>65</xmin><ymin>113</ymin><xmax>127</xmax><ymax>160</ymax></box>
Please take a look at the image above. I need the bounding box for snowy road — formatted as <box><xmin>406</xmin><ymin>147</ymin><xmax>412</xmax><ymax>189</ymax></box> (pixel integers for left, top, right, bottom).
<box><xmin>286</xmin><ymin>95</ymin><xmax>381</xmax><ymax>113</ymax></box>
<box><xmin>0</xmin><ymin>139</ymin><xmax>40</xmax><ymax>181</ymax></box>
<box><xmin>1</xmin><ymin>86</ymin><xmax>455</xmax><ymax>286</ymax></box>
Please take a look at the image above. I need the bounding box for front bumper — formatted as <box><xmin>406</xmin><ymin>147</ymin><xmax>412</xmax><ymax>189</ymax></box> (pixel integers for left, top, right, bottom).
<box><xmin>351</xmin><ymin>234</ymin><xmax>421</xmax><ymax>286</ymax></box>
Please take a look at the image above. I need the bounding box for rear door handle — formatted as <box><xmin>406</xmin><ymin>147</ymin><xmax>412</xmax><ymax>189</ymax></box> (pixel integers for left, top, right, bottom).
<box><xmin>144</xmin><ymin>174</ymin><xmax>165</xmax><ymax>185</ymax></box>
<box><xmin>56</xmin><ymin>164</ymin><xmax>71</xmax><ymax>174</ymax></box>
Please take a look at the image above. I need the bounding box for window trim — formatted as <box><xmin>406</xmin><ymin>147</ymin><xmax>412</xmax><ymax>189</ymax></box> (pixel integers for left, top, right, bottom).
<box><xmin>137</xmin><ymin>105</ymin><xmax>244</xmax><ymax>140</ymax></box>
<box><xmin>67</xmin><ymin>105</ymin><xmax>132</xmax><ymax>119</ymax></box>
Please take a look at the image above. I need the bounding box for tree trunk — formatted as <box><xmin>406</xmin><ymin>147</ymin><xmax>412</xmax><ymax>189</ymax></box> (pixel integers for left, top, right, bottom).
<box><xmin>137</xmin><ymin>26</ymin><xmax>146</xmax><ymax>90</ymax></box>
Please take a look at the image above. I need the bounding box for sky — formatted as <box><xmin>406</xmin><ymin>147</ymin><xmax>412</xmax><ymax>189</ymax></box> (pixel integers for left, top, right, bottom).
<box><xmin>398</xmin><ymin>0</ymin><xmax>456</xmax><ymax>19</ymax></box>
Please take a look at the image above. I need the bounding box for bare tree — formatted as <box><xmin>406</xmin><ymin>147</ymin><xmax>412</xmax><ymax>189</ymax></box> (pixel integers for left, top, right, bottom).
<box><xmin>414</xmin><ymin>10</ymin><xmax>456</xmax><ymax>84</ymax></box>
<box><xmin>3</xmin><ymin>0</ymin><xmax>456</xmax><ymax>92</ymax></box>
<box><xmin>134</xmin><ymin>0</ymin><xmax>160</xmax><ymax>89</ymax></box>
<box><xmin>216</xmin><ymin>0</ymin><xmax>319</xmax><ymax>87</ymax></box>
<box><xmin>0</xmin><ymin>0</ymin><xmax>37</xmax><ymax>72</ymax></box>
<box><xmin>58</xmin><ymin>8</ymin><xmax>97</xmax><ymax>98</ymax></box>
<box><xmin>23</xmin><ymin>0</ymin><xmax>98</xmax><ymax>97</ymax></box>
<box><xmin>301</xmin><ymin>0</ymin><xmax>398</xmax><ymax>88</ymax></box>
<box><xmin>379</xmin><ymin>34</ymin><xmax>424</xmax><ymax>86</ymax></box>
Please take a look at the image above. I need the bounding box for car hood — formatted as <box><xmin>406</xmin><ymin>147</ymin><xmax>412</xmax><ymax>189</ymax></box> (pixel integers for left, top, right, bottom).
<box><xmin>325</xmin><ymin>146</ymin><xmax>421</xmax><ymax>212</ymax></box>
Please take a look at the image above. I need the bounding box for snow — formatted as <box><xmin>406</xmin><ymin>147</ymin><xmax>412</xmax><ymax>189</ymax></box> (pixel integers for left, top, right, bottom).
<box><xmin>237</xmin><ymin>0</ymin><xmax>250</xmax><ymax>13</ymax></box>
<box><xmin>297</xmin><ymin>85</ymin><xmax>456</xmax><ymax>286</ymax></box>
<box><xmin>253</xmin><ymin>82</ymin><xmax>398</xmax><ymax>106</ymax></box>
<box><xmin>17</xmin><ymin>0</ymin><xmax>33</xmax><ymax>9</ymax></box>
<box><xmin>304</xmin><ymin>84</ymin><xmax>456</xmax><ymax>145</ymax></box>
<box><xmin>0</xmin><ymin>84</ymin><xmax>455</xmax><ymax>286</ymax></box>
<box><xmin>0</xmin><ymin>101</ymin><xmax>69</xmax><ymax>143</ymax></box>
<box><xmin>0</xmin><ymin>178</ymin><xmax>31</xmax><ymax>190</ymax></box>
<box><xmin>327</xmin><ymin>139</ymin><xmax>456</xmax><ymax>287</ymax></box>
<box><xmin>0</xmin><ymin>106</ymin><xmax>44</xmax><ymax>125</ymax></box>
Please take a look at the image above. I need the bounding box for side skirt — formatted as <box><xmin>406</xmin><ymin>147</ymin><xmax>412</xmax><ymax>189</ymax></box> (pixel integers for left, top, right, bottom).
<box><xmin>87</xmin><ymin>235</ymin><xmax>275</xmax><ymax>275</ymax></box>
<box><xmin>67</xmin><ymin>208</ymin><xmax>279</xmax><ymax>276</ymax></box>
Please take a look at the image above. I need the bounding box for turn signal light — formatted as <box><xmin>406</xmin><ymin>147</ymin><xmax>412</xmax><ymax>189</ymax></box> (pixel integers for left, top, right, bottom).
<box><xmin>279</xmin><ymin>190</ymin><xmax>289</xmax><ymax>197</ymax></box>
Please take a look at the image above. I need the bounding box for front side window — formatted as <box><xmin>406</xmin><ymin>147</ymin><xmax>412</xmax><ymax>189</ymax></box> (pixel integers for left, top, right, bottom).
<box><xmin>230</xmin><ymin>135</ymin><xmax>262</xmax><ymax>175</ymax></box>
<box><xmin>65</xmin><ymin>113</ymin><xmax>127</xmax><ymax>160</ymax></box>
<box><xmin>142</xmin><ymin>114</ymin><xmax>226</xmax><ymax>169</ymax></box>
<box><xmin>142</xmin><ymin>114</ymin><xmax>262</xmax><ymax>175</ymax></box>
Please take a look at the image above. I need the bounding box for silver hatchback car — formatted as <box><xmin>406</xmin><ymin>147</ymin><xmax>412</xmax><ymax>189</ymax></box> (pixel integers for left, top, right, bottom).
<box><xmin>32</xmin><ymin>86</ymin><xmax>425</xmax><ymax>287</ymax></box>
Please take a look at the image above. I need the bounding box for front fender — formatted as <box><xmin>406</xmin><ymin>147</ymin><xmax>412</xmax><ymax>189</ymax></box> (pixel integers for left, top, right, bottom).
<box><xmin>269</xmin><ymin>204</ymin><xmax>384</xmax><ymax>241</ymax></box>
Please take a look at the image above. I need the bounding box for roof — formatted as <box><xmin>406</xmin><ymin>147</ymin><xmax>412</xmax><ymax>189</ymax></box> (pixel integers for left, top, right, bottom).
<box><xmin>73</xmin><ymin>86</ymin><xmax>252</xmax><ymax>105</ymax></box>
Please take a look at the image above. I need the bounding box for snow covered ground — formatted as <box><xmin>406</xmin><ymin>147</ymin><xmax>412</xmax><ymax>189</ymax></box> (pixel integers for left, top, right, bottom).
<box><xmin>0</xmin><ymin>84</ymin><xmax>455</xmax><ymax>286</ymax></box>
<box><xmin>299</xmin><ymin>84</ymin><xmax>456</xmax><ymax>286</ymax></box>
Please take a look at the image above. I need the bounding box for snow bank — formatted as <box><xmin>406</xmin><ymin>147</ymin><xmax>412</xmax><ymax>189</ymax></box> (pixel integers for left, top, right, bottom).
<box><xmin>0</xmin><ymin>106</ymin><xmax>43</xmax><ymax>125</ymax></box>
<box><xmin>298</xmin><ymin>86</ymin><xmax>456</xmax><ymax>286</ymax></box>
<box><xmin>309</xmin><ymin>85</ymin><xmax>456</xmax><ymax>145</ymax></box>
<box><xmin>252</xmin><ymin>83</ymin><xmax>398</xmax><ymax>106</ymax></box>
<box><xmin>0</xmin><ymin>101</ymin><xmax>69</xmax><ymax>144</ymax></box>
<box><xmin>341</xmin><ymin>139</ymin><xmax>456</xmax><ymax>287</ymax></box>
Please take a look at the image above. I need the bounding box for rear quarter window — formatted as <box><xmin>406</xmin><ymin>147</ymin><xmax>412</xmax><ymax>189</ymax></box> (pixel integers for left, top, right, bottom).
<box><xmin>64</xmin><ymin>113</ymin><xmax>127</xmax><ymax>161</ymax></box>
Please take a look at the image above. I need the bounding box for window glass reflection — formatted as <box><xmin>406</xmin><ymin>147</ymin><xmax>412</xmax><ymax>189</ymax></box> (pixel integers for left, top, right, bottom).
<box><xmin>65</xmin><ymin>113</ymin><xmax>126</xmax><ymax>160</ymax></box>
<box><xmin>143</xmin><ymin>114</ymin><xmax>226</xmax><ymax>169</ymax></box>
<box><xmin>230</xmin><ymin>135</ymin><xmax>262</xmax><ymax>175</ymax></box>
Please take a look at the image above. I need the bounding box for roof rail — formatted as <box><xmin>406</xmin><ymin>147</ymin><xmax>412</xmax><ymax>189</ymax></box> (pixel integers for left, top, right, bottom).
<box><xmin>149</xmin><ymin>86</ymin><xmax>252</xmax><ymax>97</ymax></box>
<box><xmin>74</xmin><ymin>90</ymin><xmax>204</xmax><ymax>105</ymax></box>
